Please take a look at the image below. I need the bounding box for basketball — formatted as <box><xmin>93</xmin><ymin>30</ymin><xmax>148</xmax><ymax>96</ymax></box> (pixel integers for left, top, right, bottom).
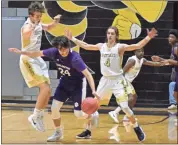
<box><xmin>81</xmin><ymin>97</ymin><xmax>99</xmax><ymax>115</ymax></box>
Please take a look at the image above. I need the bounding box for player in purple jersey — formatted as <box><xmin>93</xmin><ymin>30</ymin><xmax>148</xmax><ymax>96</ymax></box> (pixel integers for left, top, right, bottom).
<box><xmin>152</xmin><ymin>29</ymin><xmax>178</xmax><ymax>126</ymax></box>
<box><xmin>9</xmin><ymin>36</ymin><xmax>100</xmax><ymax>141</ymax></box>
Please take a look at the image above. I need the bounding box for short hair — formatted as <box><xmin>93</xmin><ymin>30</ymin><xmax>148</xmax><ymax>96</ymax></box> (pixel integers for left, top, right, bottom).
<box><xmin>51</xmin><ymin>36</ymin><xmax>71</xmax><ymax>49</ymax></box>
<box><xmin>169</xmin><ymin>29</ymin><xmax>178</xmax><ymax>38</ymax></box>
<box><xmin>28</xmin><ymin>2</ymin><xmax>44</xmax><ymax>15</ymax></box>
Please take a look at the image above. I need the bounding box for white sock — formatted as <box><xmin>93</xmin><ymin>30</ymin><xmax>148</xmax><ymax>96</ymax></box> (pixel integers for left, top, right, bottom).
<box><xmin>55</xmin><ymin>126</ymin><xmax>63</xmax><ymax>132</ymax></box>
<box><xmin>33</xmin><ymin>108</ymin><xmax>41</xmax><ymax>118</ymax></box>
<box><xmin>114</xmin><ymin>107</ymin><xmax>121</xmax><ymax>114</ymax></box>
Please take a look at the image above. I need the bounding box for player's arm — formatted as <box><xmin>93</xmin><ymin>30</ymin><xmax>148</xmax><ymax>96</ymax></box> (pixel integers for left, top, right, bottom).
<box><xmin>8</xmin><ymin>47</ymin><xmax>56</xmax><ymax>59</ymax></box>
<box><xmin>22</xmin><ymin>23</ymin><xmax>36</xmax><ymax>40</ymax></box>
<box><xmin>143</xmin><ymin>58</ymin><xmax>164</xmax><ymax>66</ymax></box>
<box><xmin>119</xmin><ymin>28</ymin><xmax>157</xmax><ymax>54</ymax></box>
<box><xmin>161</xmin><ymin>59</ymin><xmax>178</xmax><ymax>66</ymax></box>
<box><xmin>151</xmin><ymin>55</ymin><xmax>166</xmax><ymax>62</ymax></box>
<box><xmin>42</xmin><ymin>14</ymin><xmax>61</xmax><ymax>31</ymax></box>
<box><xmin>123</xmin><ymin>59</ymin><xmax>135</xmax><ymax>74</ymax></box>
<box><xmin>8</xmin><ymin>48</ymin><xmax>44</xmax><ymax>57</ymax></box>
<box><xmin>157</xmin><ymin>48</ymin><xmax>178</xmax><ymax>66</ymax></box>
<box><xmin>65</xmin><ymin>29</ymin><xmax>102</xmax><ymax>51</ymax></box>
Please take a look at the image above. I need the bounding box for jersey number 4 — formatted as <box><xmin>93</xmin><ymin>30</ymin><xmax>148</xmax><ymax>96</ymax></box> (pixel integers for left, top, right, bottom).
<box><xmin>104</xmin><ymin>58</ymin><xmax>110</xmax><ymax>67</ymax></box>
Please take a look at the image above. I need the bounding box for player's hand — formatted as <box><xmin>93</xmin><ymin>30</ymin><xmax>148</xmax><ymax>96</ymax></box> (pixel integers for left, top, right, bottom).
<box><xmin>8</xmin><ymin>48</ymin><xmax>21</xmax><ymax>54</ymax></box>
<box><xmin>64</xmin><ymin>29</ymin><xmax>72</xmax><ymax>40</ymax></box>
<box><xmin>54</xmin><ymin>14</ymin><xmax>62</xmax><ymax>22</ymax></box>
<box><xmin>151</xmin><ymin>55</ymin><xmax>161</xmax><ymax>62</ymax></box>
<box><xmin>147</xmin><ymin>28</ymin><xmax>158</xmax><ymax>39</ymax></box>
<box><xmin>160</xmin><ymin>60</ymin><xmax>170</xmax><ymax>66</ymax></box>
<box><xmin>92</xmin><ymin>91</ymin><xmax>101</xmax><ymax>101</ymax></box>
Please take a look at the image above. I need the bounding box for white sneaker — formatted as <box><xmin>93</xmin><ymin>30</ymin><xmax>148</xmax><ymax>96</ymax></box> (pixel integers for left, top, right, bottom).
<box><xmin>108</xmin><ymin>111</ymin><xmax>119</xmax><ymax>123</ymax></box>
<box><xmin>28</xmin><ymin>114</ymin><xmax>45</xmax><ymax>132</ymax></box>
<box><xmin>47</xmin><ymin>129</ymin><xmax>63</xmax><ymax>142</ymax></box>
<box><xmin>168</xmin><ymin>104</ymin><xmax>177</xmax><ymax>110</ymax></box>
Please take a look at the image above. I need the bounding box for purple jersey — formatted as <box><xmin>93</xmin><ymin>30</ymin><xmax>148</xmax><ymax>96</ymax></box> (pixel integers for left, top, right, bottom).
<box><xmin>171</xmin><ymin>43</ymin><xmax>178</xmax><ymax>72</ymax></box>
<box><xmin>43</xmin><ymin>47</ymin><xmax>86</xmax><ymax>78</ymax></box>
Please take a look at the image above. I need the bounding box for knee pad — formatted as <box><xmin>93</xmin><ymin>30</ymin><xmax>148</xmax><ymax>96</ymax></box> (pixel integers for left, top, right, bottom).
<box><xmin>51</xmin><ymin>99</ymin><xmax>63</xmax><ymax>119</ymax></box>
<box><xmin>74</xmin><ymin>110</ymin><xmax>88</xmax><ymax>119</ymax></box>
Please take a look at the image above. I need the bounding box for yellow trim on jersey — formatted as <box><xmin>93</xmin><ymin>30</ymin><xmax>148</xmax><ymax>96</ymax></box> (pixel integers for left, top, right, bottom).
<box><xmin>57</xmin><ymin>1</ymin><xmax>87</xmax><ymax>13</ymax></box>
<box><xmin>41</xmin><ymin>12</ymin><xmax>87</xmax><ymax>37</ymax></box>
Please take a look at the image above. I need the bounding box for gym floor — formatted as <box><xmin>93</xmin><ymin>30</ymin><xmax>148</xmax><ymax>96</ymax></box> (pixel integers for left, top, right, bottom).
<box><xmin>2</xmin><ymin>105</ymin><xmax>177</xmax><ymax>144</ymax></box>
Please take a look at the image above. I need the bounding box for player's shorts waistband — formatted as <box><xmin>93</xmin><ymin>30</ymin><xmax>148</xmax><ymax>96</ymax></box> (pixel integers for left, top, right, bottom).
<box><xmin>103</xmin><ymin>74</ymin><xmax>124</xmax><ymax>80</ymax></box>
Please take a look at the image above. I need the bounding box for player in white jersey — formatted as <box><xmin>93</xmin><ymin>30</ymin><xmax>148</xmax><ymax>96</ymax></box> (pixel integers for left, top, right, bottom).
<box><xmin>65</xmin><ymin>27</ymin><xmax>157</xmax><ymax>141</ymax></box>
<box><xmin>108</xmin><ymin>48</ymin><xmax>165</xmax><ymax>124</ymax></box>
<box><xmin>11</xmin><ymin>2</ymin><xmax>61</xmax><ymax>132</ymax></box>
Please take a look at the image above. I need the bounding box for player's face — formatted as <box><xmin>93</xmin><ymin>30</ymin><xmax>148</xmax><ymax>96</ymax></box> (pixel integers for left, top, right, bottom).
<box><xmin>168</xmin><ymin>34</ymin><xmax>177</xmax><ymax>45</ymax></box>
<box><xmin>135</xmin><ymin>49</ymin><xmax>144</xmax><ymax>59</ymax></box>
<box><xmin>107</xmin><ymin>29</ymin><xmax>117</xmax><ymax>43</ymax></box>
<box><xmin>29</xmin><ymin>12</ymin><xmax>42</xmax><ymax>24</ymax></box>
<box><xmin>59</xmin><ymin>47</ymin><xmax>69</xmax><ymax>57</ymax></box>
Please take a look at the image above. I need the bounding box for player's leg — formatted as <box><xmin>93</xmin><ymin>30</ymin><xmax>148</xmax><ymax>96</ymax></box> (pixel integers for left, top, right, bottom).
<box><xmin>70</xmin><ymin>78</ymin><xmax>98</xmax><ymax>139</ymax></box>
<box><xmin>20</xmin><ymin>56</ymin><xmax>51</xmax><ymax>132</ymax></box>
<box><xmin>113</xmin><ymin>77</ymin><xmax>145</xmax><ymax>141</ymax></box>
<box><xmin>47</xmin><ymin>99</ymin><xmax>64</xmax><ymax>142</ymax></box>
<box><xmin>47</xmin><ymin>83</ymin><xmax>68</xmax><ymax>142</ymax></box>
<box><xmin>173</xmin><ymin>77</ymin><xmax>178</xmax><ymax>126</ymax></box>
<box><xmin>109</xmin><ymin>82</ymin><xmax>137</xmax><ymax>123</ymax></box>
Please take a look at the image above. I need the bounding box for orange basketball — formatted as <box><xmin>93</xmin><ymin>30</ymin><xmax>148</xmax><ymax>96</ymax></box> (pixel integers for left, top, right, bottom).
<box><xmin>81</xmin><ymin>97</ymin><xmax>99</xmax><ymax>115</ymax></box>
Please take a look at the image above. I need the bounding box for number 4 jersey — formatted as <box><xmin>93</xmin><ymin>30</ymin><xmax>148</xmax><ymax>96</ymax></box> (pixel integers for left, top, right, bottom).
<box><xmin>43</xmin><ymin>48</ymin><xmax>86</xmax><ymax>79</ymax></box>
<box><xmin>100</xmin><ymin>43</ymin><xmax>124</xmax><ymax>77</ymax></box>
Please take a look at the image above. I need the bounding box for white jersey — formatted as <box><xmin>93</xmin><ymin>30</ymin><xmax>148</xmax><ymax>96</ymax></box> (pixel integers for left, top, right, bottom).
<box><xmin>124</xmin><ymin>55</ymin><xmax>144</xmax><ymax>83</ymax></box>
<box><xmin>21</xmin><ymin>18</ymin><xmax>42</xmax><ymax>51</ymax></box>
<box><xmin>99</xmin><ymin>43</ymin><xmax>124</xmax><ymax>77</ymax></box>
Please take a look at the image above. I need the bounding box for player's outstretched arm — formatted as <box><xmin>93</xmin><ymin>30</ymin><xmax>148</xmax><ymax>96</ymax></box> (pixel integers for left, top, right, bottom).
<box><xmin>161</xmin><ymin>59</ymin><xmax>178</xmax><ymax>66</ymax></box>
<box><xmin>119</xmin><ymin>28</ymin><xmax>158</xmax><ymax>54</ymax></box>
<box><xmin>42</xmin><ymin>14</ymin><xmax>61</xmax><ymax>31</ymax></box>
<box><xmin>123</xmin><ymin>59</ymin><xmax>135</xmax><ymax>74</ymax></box>
<box><xmin>151</xmin><ymin>55</ymin><xmax>166</xmax><ymax>62</ymax></box>
<box><xmin>8</xmin><ymin>48</ymin><xmax>44</xmax><ymax>58</ymax></box>
<box><xmin>143</xmin><ymin>58</ymin><xmax>166</xmax><ymax>66</ymax></box>
<box><xmin>82</xmin><ymin>69</ymin><xmax>100</xmax><ymax>100</ymax></box>
<box><xmin>65</xmin><ymin>29</ymin><xmax>102</xmax><ymax>51</ymax></box>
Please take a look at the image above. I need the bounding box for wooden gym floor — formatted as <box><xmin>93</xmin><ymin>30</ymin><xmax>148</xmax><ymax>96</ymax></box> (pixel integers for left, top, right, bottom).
<box><xmin>2</xmin><ymin>108</ymin><xmax>177</xmax><ymax>144</ymax></box>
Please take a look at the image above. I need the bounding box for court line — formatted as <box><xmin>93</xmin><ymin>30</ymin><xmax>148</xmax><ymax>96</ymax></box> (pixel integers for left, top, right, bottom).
<box><xmin>2</xmin><ymin>113</ymin><xmax>17</xmax><ymax>119</ymax></box>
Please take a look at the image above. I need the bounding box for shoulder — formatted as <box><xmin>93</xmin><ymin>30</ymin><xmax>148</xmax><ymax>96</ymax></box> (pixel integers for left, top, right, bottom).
<box><xmin>43</xmin><ymin>47</ymin><xmax>58</xmax><ymax>56</ymax></box>
<box><xmin>127</xmin><ymin>56</ymin><xmax>136</xmax><ymax>64</ymax></box>
<box><xmin>71</xmin><ymin>51</ymin><xmax>83</xmax><ymax>61</ymax></box>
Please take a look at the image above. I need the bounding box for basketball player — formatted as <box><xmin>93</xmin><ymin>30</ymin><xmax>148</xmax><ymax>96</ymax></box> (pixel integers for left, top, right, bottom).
<box><xmin>152</xmin><ymin>29</ymin><xmax>178</xmax><ymax>126</ymax></box>
<box><xmin>14</xmin><ymin>2</ymin><xmax>61</xmax><ymax>132</ymax></box>
<box><xmin>65</xmin><ymin>26</ymin><xmax>158</xmax><ymax>141</ymax></box>
<box><xmin>9</xmin><ymin>36</ymin><xmax>99</xmax><ymax>141</ymax></box>
<box><xmin>108</xmin><ymin>48</ymin><xmax>165</xmax><ymax>124</ymax></box>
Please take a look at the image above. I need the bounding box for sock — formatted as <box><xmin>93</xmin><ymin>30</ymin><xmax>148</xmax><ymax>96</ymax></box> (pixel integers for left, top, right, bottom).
<box><xmin>33</xmin><ymin>108</ymin><xmax>41</xmax><ymax>118</ymax></box>
<box><xmin>55</xmin><ymin>126</ymin><xmax>63</xmax><ymax>132</ymax></box>
<box><xmin>132</xmin><ymin>122</ymin><xmax>139</xmax><ymax>128</ymax></box>
<box><xmin>114</xmin><ymin>106</ymin><xmax>121</xmax><ymax>114</ymax></box>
